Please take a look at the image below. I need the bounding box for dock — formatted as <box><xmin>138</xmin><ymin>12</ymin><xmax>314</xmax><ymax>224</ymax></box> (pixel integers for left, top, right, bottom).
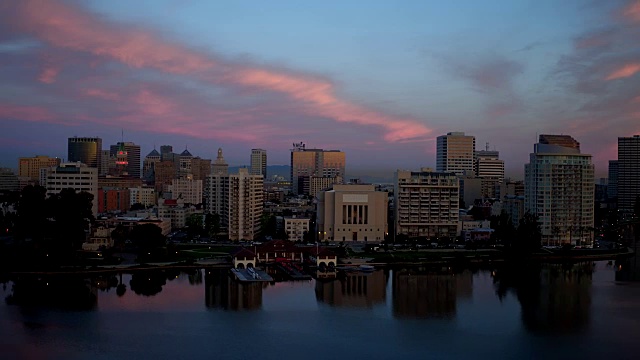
<box><xmin>230</xmin><ymin>268</ymin><xmax>273</xmax><ymax>282</ymax></box>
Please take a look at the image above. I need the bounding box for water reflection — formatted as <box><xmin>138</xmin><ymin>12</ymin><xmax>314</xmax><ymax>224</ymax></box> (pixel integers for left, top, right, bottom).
<box><xmin>205</xmin><ymin>270</ymin><xmax>263</xmax><ymax>311</ymax></box>
<box><xmin>616</xmin><ymin>240</ymin><xmax>640</xmax><ymax>281</ymax></box>
<box><xmin>392</xmin><ymin>268</ymin><xmax>473</xmax><ymax>319</ymax></box>
<box><xmin>5</xmin><ymin>275</ymin><xmax>97</xmax><ymax>310</ymax></box>
<box><xmin>315</xmin><ymin>270</ymin><xmax>388</xmax><ymax>308</ymax></box>
<box><xmin>493</xmin><ymin>262</ymin><xmax>593</xmax><ymax>334</ymax></box>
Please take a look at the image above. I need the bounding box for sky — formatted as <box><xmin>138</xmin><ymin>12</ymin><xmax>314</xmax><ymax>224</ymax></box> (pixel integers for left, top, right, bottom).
<box><xmin>1</xmin><ymin>0</ymin><xmax>639</xmax><ymax>179</ymax></box>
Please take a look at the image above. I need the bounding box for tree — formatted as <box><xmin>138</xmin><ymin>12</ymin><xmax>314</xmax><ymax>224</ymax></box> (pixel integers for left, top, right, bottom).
<box><xmin>130</xmin><ymin>223</ymin><xmax>166</xmax><ymax>250</ymax></box>
<box><xmin>130</xmin><ymin>203</ymin><xmax>146</xmax><ymax>211</ymax></box>
<box><xmin>514</xmin><ymin>211</ymin><xmax>542</xmax><ymax>253</ymax></box>
<box><xmin>259</xmin><ymin>213</ymin><xmax>278</xmax><ymax>239</ymax></box>
<box><xmin>205</xmin><ymin>212</ymin><xmax>221</xmax><ymax>239</ymax></box>
<box><xmin>490</xmin><ymin>210</ymin><xmax>516</xmax><ymax>245</ymax></box>
<box><xmin>46</xmin><ymin>188</ymin><xmax>94</xmax><ymax>250</ymax></box>
<box><xmin>185</xmin><ymin>214</ymin><xmax>203</xmax><ymax>238</ymax></box>
<box><xmin>15</xmin><ymin>185</ymin><xmax>48</xmax><ymax>242</ymax></box>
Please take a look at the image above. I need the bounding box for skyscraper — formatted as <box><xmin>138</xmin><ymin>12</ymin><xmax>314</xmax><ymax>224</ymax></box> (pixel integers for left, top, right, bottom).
<box><xmin>524</xmin><ymin>135</ymin><xmax>594</xmax><ymax>246</ymax></box>
<box><xmin>250</xmin><ymin>149</ymin><xmax>267</xmax><ymax>178</ymax></box>
<box><xmin>290</xmin><ymin>142</ymin><xmax>345</xmax><ymax>195</ymax></box>
<box><xmin>143</xmin><ymin>149</ymin><xmax>161</xmax><ymax>181</ymax></box>
<box><xmin>110</xmin><ymin>142</ymin><xmax>141</xmax><ymax>178</ymax></box>
<box><xmin>608</xmin><ymin>160</ymin><xmax>619</xmax><ymax>201</ymax></box>
<box><xmin>618</xmin><ymin>135</ymin><xmax>640</xmax><ymax>215</ymax></box>
<box><xmin>68</xmin><ymin>137</ymin><xmax>102</xmax><ymax>168</ymax></box>
<box><xmin>436</xmin><ymin>132</ymin><xmax>475</xmax><ymax>176</ymax></box>
<box><xmin>474</xmin><ymin>150</ymin><xmax>505</xmax><ymax>198</ymax></box>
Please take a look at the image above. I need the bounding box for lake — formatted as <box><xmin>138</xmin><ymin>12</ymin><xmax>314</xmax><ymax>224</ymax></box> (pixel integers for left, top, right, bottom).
<box><xmin>1</xmin><ymin>260</ymin><xmax>640</xmax><ymax>360</ymax></box>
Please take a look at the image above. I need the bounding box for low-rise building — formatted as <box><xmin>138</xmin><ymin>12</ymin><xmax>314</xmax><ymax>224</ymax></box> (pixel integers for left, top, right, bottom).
<box><xmin>130</xmin><ymin>186</ymin><xmax>156</xmax><ymax>208</ymax></box>
<box><xmin>284</xmin><ymin>216</ymin><xmax>310</xmax><ymax>242</ymax></box>
<box><xmin>98</xmin><ymin>188</ymin><xmax>130</xmax><ymax>214</ymax></box>
<box><xmin>158</xmin><ymin>198</ymin><xmax>201</xmax><ymax>230</ymax></box>
<box><xmin>82</xmin><ymin>226</ymin><xmax>114</xmax><ymax>251</ymax></box>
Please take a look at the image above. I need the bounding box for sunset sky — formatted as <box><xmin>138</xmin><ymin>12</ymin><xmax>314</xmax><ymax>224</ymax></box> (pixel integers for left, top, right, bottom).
<box><xmin>1</xmin><ymin>0</ymin><xmax>639</xmax><ymax>178</ymax></box>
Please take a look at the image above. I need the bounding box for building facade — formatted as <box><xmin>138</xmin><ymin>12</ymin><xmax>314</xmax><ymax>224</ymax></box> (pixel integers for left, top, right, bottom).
<box><xmin>524</xmin><ymin>135</ymin><xmax>594</xmax><ymax>246</ymax></box>
<box><xmin>43</xmin><ymin>162</ymin><xmax>98</xmax><ymax>216</ymax></box>
<box><xmin>109</xmin><ymin>142</ymin><xmax>141</xmax><ymax>178</ymax></box>
<box><xmin>97</xmin><ymin>188</ymin><xmax>130</xmax><ymax>214</ymax></box>
<box><xmin>284</xmin><ymin>216</ymin><xmax>310</xmax><ymax>242</ymax></box>
<box><xmin>436</xmin><ymin>132</ymin><xmax>475</xmax><ymax>176</ymax></box>
<box><xmin>129</xmin><ymin>186</ymin><xmax>156</xmax><ymax>208</ymax></box>
<box><xmin>618</xmin><ymin>135</ymin><xmax>640</xmax><ymax>215</ymax></box>
<box><xmin>68</xmin><ymin>137</ymin><xmax>102</xmax><ymax>169</ymax></box>
<box><xmin>290</xmin><ymin>143</ymin><xmax>345</xmax><ymax>195</ymax></box>
<box><xmin>474</xmin><ymin>150</ymin><xmax>505</xmax><ymax>198</ymax></box>
<box><xmin>317</xmin><ymin>184</ymin><xmax>387</xmax><ymax>242</ymax></box>
<box><xmin>394</xmin><ymin>170</ymin><xmax>459</xmax><ymax>240</ymax></box>
<box><xmin>608</xmin><ymin>160</ymin><xmax>619</xmax><ymax>201</ymax></box>
<box><xmin>18</xmin><ymin>155</ymin><xmax>61</xmax><ymax>183</ymax></box>
<box><xmin>165</xmin><ymin>175</ymin><xmax>203</xmax><ymax>205</ymax></box>
<box><xmin>191</xmin><ymin>157</ymin><xmax>212</xmax><ymax>182</ymax></box>
<box><xmin>250</xmin><ymin>149</ymin><xmax>267</xmax><ymax>178</ymax></box>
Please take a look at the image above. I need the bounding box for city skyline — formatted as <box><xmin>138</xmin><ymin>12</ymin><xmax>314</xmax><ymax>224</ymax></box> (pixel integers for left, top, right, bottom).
<box><xmin>2</xmin><ymin>1</ymin><xmax>640</xmax><ymax>177</ymax></box>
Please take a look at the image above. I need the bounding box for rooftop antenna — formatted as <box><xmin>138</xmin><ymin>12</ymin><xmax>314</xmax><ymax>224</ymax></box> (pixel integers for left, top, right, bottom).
<box><xmin>485</xmin><ymin>142</ymin><xmax>489</xmax><ymax>151</ymax></box>
<box><xmin>121</xmin><ymin>128</ymin><xmax>124</xmax><ymax>143</ymax></box>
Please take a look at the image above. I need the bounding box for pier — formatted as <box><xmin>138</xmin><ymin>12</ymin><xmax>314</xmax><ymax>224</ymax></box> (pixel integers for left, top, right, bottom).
<box><xmin>230</xmin><ymin>268</ymin><xmax>273</xmax><ymax>282</ymax></box>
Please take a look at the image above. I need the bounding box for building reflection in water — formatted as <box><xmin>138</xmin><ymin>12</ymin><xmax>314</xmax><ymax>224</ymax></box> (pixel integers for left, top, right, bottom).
<box><xmin>616</xmin><ymin>239</ymin><xmax>640</xmax><ymax>281</ymax></box>
<box><xmin>315</xmin><ymin>269</ymin><xmax>388</xmax><ymax>308</ymax></box>
<box><xmin>205</xmin><ymin>270</ymin><xmax>263</xmax><ymax>311</ymax></box>
<box><xmin>5</xmin><ymin>275</ymin><xmax>98</xmax><ymax>310</ymax></box>
<box><xmin>493</xmin><ymin>262</ymin><xmax>593</xmax><ymax>334</ymax></box>
<box><xmin>392</xmin><ymin>268</ymin><xmax>472</xmax><ymax>319</ymax></box>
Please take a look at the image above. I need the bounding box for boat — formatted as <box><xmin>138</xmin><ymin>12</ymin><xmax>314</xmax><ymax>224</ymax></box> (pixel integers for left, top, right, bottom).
<box><xmin>358</xmin><ymin>265</ymin><xmax>375</xmax><ymax>272</ymax></box>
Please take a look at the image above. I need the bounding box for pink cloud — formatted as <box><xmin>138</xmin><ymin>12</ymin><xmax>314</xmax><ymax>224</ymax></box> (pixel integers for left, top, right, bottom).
<box><xmin>0</xmin><ymin>104</ymin><xmax>55</xmax><ymax>123</ymax></box>
<box><xmin>4</xmin><ymin>0</ymin><xmax>431</xmax><ymax>143</ymax></box>
<box><xmin>38</xmin><ymin>66</ymin><xmax>59</xmax><ymax>83</ymax></box>
<box><xmin>605</xmin><ymin>62</ymin><xmax>640</xmax><ymax>80</ymax></box>
<box><xmin>83</xmin><ymin>88</ymin><xmax>120</xmax><ymax>101</ymax></box>
<box><xmin>622</xmin><ymin>1</ymin><xmax>640</xmax><ymax>21</ymax></box>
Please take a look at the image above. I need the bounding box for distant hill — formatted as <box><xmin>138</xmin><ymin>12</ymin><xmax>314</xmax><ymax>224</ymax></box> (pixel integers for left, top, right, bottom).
<box><xmin>228</xmin><ymin>165</ymin><xmax>290</xmax><ymax>180</ymax></box>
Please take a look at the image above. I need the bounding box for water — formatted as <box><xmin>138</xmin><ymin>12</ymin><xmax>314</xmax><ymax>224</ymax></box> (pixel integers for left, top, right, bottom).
<box><xmin>1</xmin><ymin>261</ymin><xmax>640</xmax><ymax>360</ymax></box>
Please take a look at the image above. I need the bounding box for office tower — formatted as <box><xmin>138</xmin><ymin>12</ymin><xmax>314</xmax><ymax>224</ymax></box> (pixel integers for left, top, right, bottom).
<box><xmin>394</xmin><ymin>169</ymin><xmax>459</xmax><ymax>240</ymax></box>
<box><xmin>153</xmin><ymin>160</ymin><xmax>176</xmax><ymax>192</ymax></box>
<box><xmin>191</xmin><ymin>157</ymin><xmax>212</xmax><ymax>182</ymax></box>
<box><xmin>204</xmin><ymin>168</ymin><xmax>263</xmax><ymax>240</ymax></box>
<box><xmin>18</xmin><ymin>155</ymin><xmax>61</xmax><ymax>183</ymax></box>
<box><xmin>290</xmin><ymin>142</ymin><xmax>345</xmax><ymax>195</ymax></box>
<box><xmin>179</xmin><ymin>148</ymin><xmax>193</xmax><ymax>174</ymax></box>
<box><xmin>436</xmin><ymin>132</ymin><xmax>475</xmax><ymax>176</ymax></box>
<box><xmin>474</xmin><ymin>149</ymin><xmax>505</xmax><ymax>198</ymax></box>
<box><xmin>608</xmin><ymin>160</ymin><xmax>619</xmax><ymax>201</ymax></box>
<box><xmin>165</xmin><ymin>175</ymin><xmax>203</xmax><ymax>205</ymax></box>
<box><xmin>99</xmin><ymin>150</ymin><xmax>110</xmax><ymax>176</ymax></box>
<box><xmin>109</xmin><ymin>142</ymin><xmax>141</xmax><ymax>178</ymax></box>
<box><xmin>524</xmin><ymin>134</ymin><xmax>594</xmax><ymax>246</ymax></box>
<box><xmin>68</xmin><ymin>137</ymin><xmax>102</xmax><ymax>168</ymax></box>
<box><xmin>143</xmin><ymin>149</ymin><xmax>161</xmax><ymax>181</ymax></box>
<box><xmin>0</xmin><ymin>168</ymin><xmax>19</xmax><ymax>191</ymax></box>
<box><xmin>160</xmin><ymin>145</ymin><xmax>173</xmax><ymax>160</ymax></box>
<box><xmin>250</xmin><ymin>149</ymin><xmax>267</xmax><ymax>178</ymax></box>
<box><xmin>212</xmin><ymin>148</ymin><xmax>229</xmax><ymax>175</ymax></box>
<box><xmin>618</xmin><ymin>135</ymin><xmax>640</xmax><ymax>215</ymax></box>
<box><xmin>42</xmin><ymin>162</ymin><xmax>98</xmax><ymax>216</ymax></box>
<box><xmin>109</xmin><ymin>142</ymin><xmax>129</xmax><ymax>176</ymax></box>
<box><xmin>316</xmin><ymin>184</ymin><xmax>388</xmax><ymax>242</ymax></box>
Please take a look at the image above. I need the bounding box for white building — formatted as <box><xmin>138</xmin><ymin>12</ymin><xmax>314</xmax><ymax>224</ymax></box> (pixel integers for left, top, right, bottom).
<box><xmin>204</xmin><ymin>168</ymin><xmax>263</xmax><ymax>241</ymax></box>
<box><xmin>165</xmin><ymin>175</ymin><xmax>203</xmax><ymax>205</ymax></box>
<box><xmin>250</xmin><ymin>148</ymin><xmax>267</xmax><ymax>177</ymax></box>
<box><xmin>317</xmin><ymin>184</ymin><xmax>387</xmax><ymax>243</ymax></box>
<box><xmin>158</xmin><ymin>198</ymin><xmax>200</xmax><ymax>230</ymax></box>
<box><xmin>129</xmin><ymin>187</ymin><xmax>156</xmax><ymax>207</ymax></box>
<box><xmin>525</xmin><ymin>135</ymin><xmax>594</xmax><ymax>246</ymax></box>
<box><xmin>395</xmin><ymin>169</ymin><xmax>459</xmax><ymax>240</ymax></box>
<box><xmin>43</xmin><ymin>162</ymin><xmax>98</xmax><ymax>216</ymax></box>
<box><xmin>284</xmin><ymin>216</ymin><xmax>310</xmax><ymax>242</ymax></box>
<box><xmin>474</xmin><ymin>150</ymin><xmax>505</xmax><ymax>198</ymax></box>
<box><xmin>436</xmin><ymin>132</ymin><xmax>475</xmax><ymax>176</ymax></box>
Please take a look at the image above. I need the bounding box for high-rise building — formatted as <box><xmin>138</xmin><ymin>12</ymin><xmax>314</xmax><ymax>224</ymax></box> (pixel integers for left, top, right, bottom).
<box><xmin>316</xmin><ymin>184</ymin><xmax>388</xmax><ymax>242</ymax></box>
<box><xmin>142</xmin><ymin>149</ymin><xmax>161</xmax><ymax>181</ymax></box>
<box><xmin>191</xmin><ymin>157</ymin><xmax>212</xmax><ymax>182</ymax></box>
<box><xmin>108</xmin><ymin>142</ymin><xmax>129</xmax><ymax>176</ymax></box>
<box><xmin>42</xmin><ymin>162</ymin><xmax>98</xmax><ymax>216</ymax></box>
<box><xmin>212</xmin><ymin>148</ymin><xmax>229</xmax><ymax>175</ymax></box>
<box><xmin>165</xmin><ymin>175</ymin><xmax>203</xmax><ymax>205</ymax></box>
<box><xmin>109</xmin><ymin>142</ymin><xmax>141</xmax><ymax>178</ymax></box>
<box><xmin>290</xmin><ymin>143</ymin><xmax>345</xmax><ymax>195</ymax></box>
<box><xmin>97</xmin><ymin>188</ymin><xmax>130</xmax><ymax>214</ymax></box>
<box><xmin>608</xmin><ymin>160</ymin><xmax>619</xmax><ymax>201</ymax></box>
<box><xmin>204</xmin><ymin>168</ymin><xmax>263</xmax><ymax>240</ymax></box>
<box><xmin>18</xmin><ymin>155</ymin><xmax>61</xmax><ymax>183</ymax></box>
<box><xmin>436</xmin><ymin>132</ymin><xmax>475</xmax><ymax>176</ymax></box>
<box><xmin>474</xmin><ymin>150</ymin><xmax>505</xmax><ymax>198</ymax></box>
<box><xmin>524</xmin><ymin>134</ymin><xmax>594</xmax><ymax>246</ymax></box>
<box><xmin>153</xmin><ymin>160</ymin><xmax>176</xmax><ymax>193</ymax></box>
<box><xmin>68</xmin><ymin>137</ymin><xmax>102</xmax><ymax>168</ymax></box>
<box><xmin>179</xmin><ymin>149</ymin><xmax>193</xmax><ymax>175</ymax></box>
<box><xmin>250</xmin><ymin>149</ymin><xmax>267</xmax><ymax>178</ymax></box>
<box><xmin>394</xmin><ymin>169</ymin><xmax>459</xmax><ymax>240</ymax></box>
<box><xmin>99</xmin><ymin>150</ymin><xmax>110</xmax><ymax>176</ymax></box>
<box><xmin>160</xmin><ymin>145</ymin><xmax>173</xmax><ymax>160</ymax></box>
<box><xmin>618</xmin><ymin>135</ymin><xmax>640</xmax><ymax>215</ymax></box>
<box><xmin>0</xmin><ymin>168</ymin><xmax>19</xmax><ymax>191</ymax></box>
